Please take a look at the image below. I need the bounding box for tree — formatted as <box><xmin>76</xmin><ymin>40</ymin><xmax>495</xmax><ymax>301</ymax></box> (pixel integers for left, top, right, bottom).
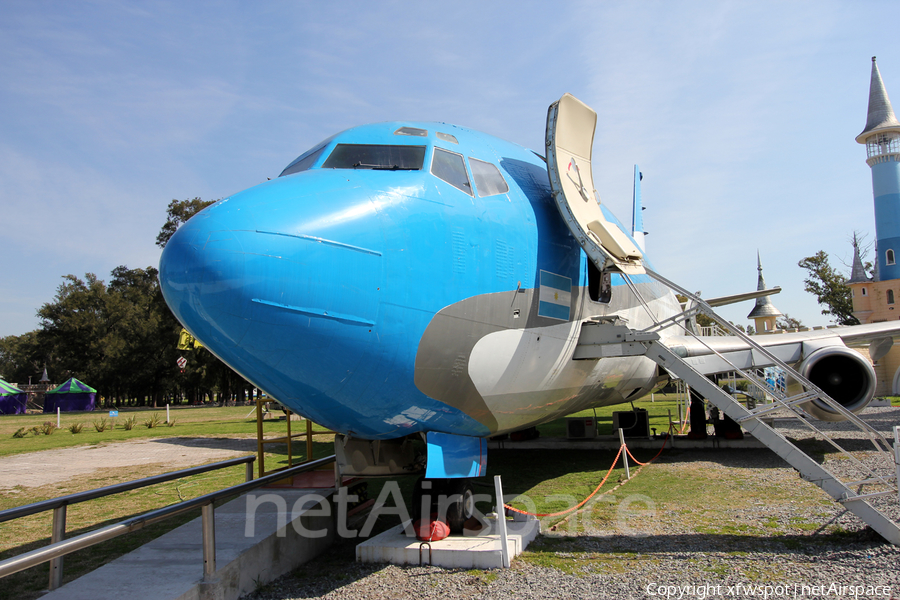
<box><xmin>105</xmin><ymin>266</ymin><xmax>181</xmax><ymax>406</ymax></box>
<box><xmin>675</xmin><ymin>294</ymin><xmax>716</xmax><ymax>329</ymax></box>
<box><xmin>33</xmin><ymin>267</ymin><xmax>186</xmax><ymax>406</ymax></box>
<box><xmin>156</xmin><ymin>198</ymin><xmax>216</xmax><ymax>249</ymax></box>
<box><xmin>776</xmin><ymin>313</ymin><xmax>802</xmax><ymax>330</ymax></box>
<box><xmin>797</xmin><ymin>251</ymin><xmax>859</xmax><ymax>326</ymax></box>
<box><xmin>37</xmin><ymin>274</ymin><xmax>110</xmax><ymax>385</ymax></box>
<box><xmin>0</xmin><ymin>331</ymin><xmax>44</xmax><ymax>384</ymax></box>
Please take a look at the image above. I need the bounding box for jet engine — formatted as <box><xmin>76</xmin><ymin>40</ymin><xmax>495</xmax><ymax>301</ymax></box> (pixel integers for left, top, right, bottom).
<box><xmin>787</xmin><ymin>345</ymin><xmax>877</xmax><ymax>421</ymax></box>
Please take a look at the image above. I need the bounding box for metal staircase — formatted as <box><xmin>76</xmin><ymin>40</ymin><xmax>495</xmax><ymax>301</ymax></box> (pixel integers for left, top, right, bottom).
<box><xmin>544</xmin><ymin>91</ymin><xmax>899</xmax><ymax>545</ymax></box>
<box><xmin>576</xmin><ymin>268</ymin><xmax>900</xmax><ymax>545</ymax></box>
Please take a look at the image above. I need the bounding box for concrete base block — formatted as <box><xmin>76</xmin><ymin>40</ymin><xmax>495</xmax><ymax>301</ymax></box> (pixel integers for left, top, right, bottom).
<box><xmin>42</xmin><ymin>489</ymin><xmax>335</xmax><ymax>600</ymax></box>
<box><xmin>356</xmin><ymin>515</ymin><xmax>539</xmax><ymax>569</ymax></box>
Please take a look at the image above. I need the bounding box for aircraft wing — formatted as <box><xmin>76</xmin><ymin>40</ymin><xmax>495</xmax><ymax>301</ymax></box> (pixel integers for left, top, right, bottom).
<box><xmin>663</xmin><ymin>321</ymin><xmax>900</xmax><ymax>376</ymax></box>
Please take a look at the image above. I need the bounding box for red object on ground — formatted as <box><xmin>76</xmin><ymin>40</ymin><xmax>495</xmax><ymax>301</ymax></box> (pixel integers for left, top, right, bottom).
<box><xmin>414</xmin><ymin>516</ymin><xmax>450</xmax><ymax>541</ymax></box>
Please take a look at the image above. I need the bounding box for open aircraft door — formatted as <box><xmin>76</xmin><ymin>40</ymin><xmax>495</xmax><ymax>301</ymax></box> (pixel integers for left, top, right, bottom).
<box><xmin>546</xmin><ymin>93</ymin><xmax>645</xmax><ymax>275</ymax></box>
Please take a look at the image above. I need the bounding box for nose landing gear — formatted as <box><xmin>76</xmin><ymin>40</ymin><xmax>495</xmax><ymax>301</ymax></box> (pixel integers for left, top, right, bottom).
<box><xmin>411</xmin><ymin>477</ymin><xmax>476</xmax><ymax>533</ymax></box>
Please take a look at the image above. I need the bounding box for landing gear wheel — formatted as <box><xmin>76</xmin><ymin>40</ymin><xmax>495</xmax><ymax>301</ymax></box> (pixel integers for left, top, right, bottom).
<box><xmin>411</xmin><ymin>477</ymin><xmax>437</xmax><ymax>522</ymax></box>
<box><xmin>442</xmin><ymin>480</ymin><xmax>475</xmax><ymax>533</ymax></box>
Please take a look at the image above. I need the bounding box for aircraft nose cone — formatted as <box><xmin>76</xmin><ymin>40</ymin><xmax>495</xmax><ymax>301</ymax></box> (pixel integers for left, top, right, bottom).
<box><xmin>159</xmin><ymin>206</ymin><xmax>253</xmax><ymax>345</ymax></box>
<box><xmin>158</xmin><ymin>181</ymin><xmax>386</xmax><ymax>415</ymax></box>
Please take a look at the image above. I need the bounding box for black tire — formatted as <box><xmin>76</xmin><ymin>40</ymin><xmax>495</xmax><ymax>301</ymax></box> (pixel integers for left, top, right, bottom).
<box><xmin>411</xmin><ymin>477</ymin><xmax>438</xmax><ymax>522</ymax></box>
<box><xmin>441</xmin><ymin>480</ymin><xmax>475</xmax><ymax>533</ymax></box>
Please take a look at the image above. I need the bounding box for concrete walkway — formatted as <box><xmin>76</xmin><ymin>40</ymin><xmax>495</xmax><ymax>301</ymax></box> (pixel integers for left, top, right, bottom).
<box><xmin>41</xmin><ymin>489</ymin><xmax>335</xmax><ymax>600</ymax></box>
<box><xmin>0</xmin><ymin>437</ymin><xmax>257</xmax><ymax>490</ymax></box>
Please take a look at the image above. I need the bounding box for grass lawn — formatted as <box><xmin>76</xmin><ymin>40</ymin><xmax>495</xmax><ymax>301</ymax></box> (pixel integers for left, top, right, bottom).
<box><xmin>0</xmin><ymin>405</ymin><xmax>333</xmax><ymax>459</ymax></box>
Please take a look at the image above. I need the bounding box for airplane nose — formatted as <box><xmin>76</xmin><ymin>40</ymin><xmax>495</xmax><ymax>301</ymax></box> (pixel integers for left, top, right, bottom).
<box><xmin>158</xmin><ymin>206</ymin><xmax>254</xmax><ymax>345</ymax></box>
<box><xmin>159</xmin><ymin>179</ymin><xmax>386</xmax><ymax>419</ymax></box>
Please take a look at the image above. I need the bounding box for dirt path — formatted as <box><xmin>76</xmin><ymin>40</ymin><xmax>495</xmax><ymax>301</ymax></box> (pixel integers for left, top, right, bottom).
<box><xmin>0</xmin><ymin>437</ymin><xmax>258</xmax><ymax>491</ymax></box>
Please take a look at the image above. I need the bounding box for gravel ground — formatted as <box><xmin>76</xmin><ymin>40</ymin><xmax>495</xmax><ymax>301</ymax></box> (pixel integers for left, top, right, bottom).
<box><xmin>246</xmin><ymin>407</ymin><xmax>900</xmax><ymax>600</ymax></box>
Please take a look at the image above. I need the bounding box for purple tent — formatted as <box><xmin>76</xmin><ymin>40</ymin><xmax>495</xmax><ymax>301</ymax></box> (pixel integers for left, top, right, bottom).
<box><xmin>43</xmin><ymin>378</ymin><xmax>97</xmax><ymax>413</ymax></box>
<box><xmin>0</xmin><ymin>379</ymin><xmax>27</xmax><ymax>415</ymax></box>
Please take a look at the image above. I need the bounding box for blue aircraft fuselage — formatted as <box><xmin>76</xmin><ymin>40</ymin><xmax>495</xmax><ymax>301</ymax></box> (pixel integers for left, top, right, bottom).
<box><xmin>159</xmin><ymin>121</ymin><xmax>679</xmax><ymax>441</ymax></box>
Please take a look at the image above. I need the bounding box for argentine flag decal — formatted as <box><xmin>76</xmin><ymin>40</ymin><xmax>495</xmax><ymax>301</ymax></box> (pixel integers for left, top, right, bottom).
<box><xmin>538</xmin><ymin>270</ymin><xmax>572</xmax><ymax>320</ymax></box>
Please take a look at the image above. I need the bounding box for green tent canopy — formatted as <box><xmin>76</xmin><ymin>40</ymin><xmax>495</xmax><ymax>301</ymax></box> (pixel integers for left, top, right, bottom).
<box><xmin>0</xmin><ymin>379</ymin><xmax>27</xmax><ymax>415</ymax></box>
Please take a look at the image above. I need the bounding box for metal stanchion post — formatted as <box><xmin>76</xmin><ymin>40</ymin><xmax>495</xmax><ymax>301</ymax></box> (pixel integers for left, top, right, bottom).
<box><xmin>493</xmin><ymin>476</ymin><xmax>510</xmax><ymax>568</ymax></box>
<box><xmin>201</xmin><ymin>503</ymin><xmax>216</xmax><ymax>581</ymax></box>
<box><xmin>894</xmin><ymin>426</ymin><xmax>900</xmax><ymax>505</ymax></box>
<box><xmin>48</xmin><ymin>504</ymin><xmax>66</xmax><ymax>589</ymax></box>
<box><xmin>618</xmin><ymin>428</ymin><xmax>630</xmax><ymax>480</ymax></box>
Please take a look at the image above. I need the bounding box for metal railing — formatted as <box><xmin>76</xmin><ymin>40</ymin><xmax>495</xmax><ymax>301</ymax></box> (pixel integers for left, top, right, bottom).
<box><xmin>0</xmin><ymin>454</ymin><xmax>335</xmax><ymax>592</ymax></box>
<box><xmin>254</xmin><ymin>398</ymin><xmax>336</xmax><ymax>477</ymax></box>
<box><xmin>0</xmin><ymin>454</ymin><xmax>256</xmax><ymax>590</ymax></box>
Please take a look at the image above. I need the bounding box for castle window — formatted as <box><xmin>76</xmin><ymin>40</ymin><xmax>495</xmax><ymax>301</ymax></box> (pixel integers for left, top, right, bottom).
<box><xmin>889</xmin><ymin>290</ymin><xmax>895</xmax><ymax>305</ymax></box>
<box><xmin>862</xmin><ymin>287</ymin><xmax>868</xmax><ymax>296</ymax></box>
<box><xmin>887</xmin><ymin>249</ymin><xmax>896</xmax><ymax>266</ymax></box>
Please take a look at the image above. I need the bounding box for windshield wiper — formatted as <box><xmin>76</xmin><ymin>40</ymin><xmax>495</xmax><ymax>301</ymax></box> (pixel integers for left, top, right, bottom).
<box><xmin>352</xmin><ymin>162</ymin><xmax>417</xmax><ymax>171</ymax></box>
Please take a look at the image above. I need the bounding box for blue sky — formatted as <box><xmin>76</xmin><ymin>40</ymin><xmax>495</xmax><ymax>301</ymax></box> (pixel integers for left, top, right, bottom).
<box><xmin>1</xmin><ymin>0</ymin><xmax>899</xmax><ymax>337</ymax></box>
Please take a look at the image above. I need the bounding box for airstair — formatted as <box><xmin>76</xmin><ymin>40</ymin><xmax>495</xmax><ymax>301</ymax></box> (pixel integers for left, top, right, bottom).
<box><xmin>546</xmin><ymin>93</ymin><xmax>900</xmax><ymax>545</ymax></box>
<box><xmin>577</xmin><ymin>271</ymin><xmax>900</xmax><ymax>545</ymax></box>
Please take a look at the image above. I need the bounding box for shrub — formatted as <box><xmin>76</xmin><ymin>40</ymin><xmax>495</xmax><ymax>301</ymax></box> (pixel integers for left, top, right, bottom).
<box><xmin>123</xmin><ymin>416</ymin><xmax>137</xmax><ymax>430</ymax></box>
<box><xmin>166</xmin><ymin>418</ymin><xmax>176</xmax><ymax>427</ymax></box>
<box><xmin>12</xmin><ymin>427</ymin><xmax>27</xmax><ymax>438</ymax></box>
<box><xmin>68</xmin><ymin>423</ymin><xmax>85</xmax><ymax>434</ymax></box>
<box><xmin>39</xmin><ymin>421</ymin><xmax>57</xmax><ymax>435</ymax></box>
<box><xmin>93</xmin><ymin>417</ymin><xmax>110</xmax><ymax>432</ymax></box>
<box><xmin>145</xmin><ymin>413</ymin><xmax>163</xmax><ymax>428</ymax></box>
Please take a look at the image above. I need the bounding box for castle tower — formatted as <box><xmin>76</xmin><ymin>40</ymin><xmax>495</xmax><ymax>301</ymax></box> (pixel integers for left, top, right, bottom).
<box><xmin>747</xmin><ymin>252</ymin><xmax>782</xmax><ymax>333</ymax></box>
<box><xmin>850</xmin><ymin>59</ymin><xmax>900</xmax><ymax>394</ymax></box>
<box><xmin>856</xmin><ymin>57</ymin><xmax>900</xmax><ymax>282</ymax></box>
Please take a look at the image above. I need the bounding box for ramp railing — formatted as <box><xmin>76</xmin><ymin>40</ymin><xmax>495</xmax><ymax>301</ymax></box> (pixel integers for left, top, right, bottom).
<box><xmin>0</xmin><ymin>454</ymin><xmax>336</xmax><ymax>591</ymax></box>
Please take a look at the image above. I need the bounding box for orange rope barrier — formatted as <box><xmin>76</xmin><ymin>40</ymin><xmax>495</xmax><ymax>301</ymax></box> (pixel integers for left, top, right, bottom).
<box><xmin>625</xmin><ymin>432</ymin><xmax>670</xmax><ymax>466</ymax></box>
<box><xmin>503</xmin><ymin>432</ymin><xmax>670</xmax><ymax>518</ymax></box>
<box><xmin>679</xmin><ymin>413</ymin><xmax>690</xmax><ymax>434</ymax></box>
<box><xmin>504</xmin><ymin>444</ymin><xmax>623</xmax><ymax>518</ymax></box>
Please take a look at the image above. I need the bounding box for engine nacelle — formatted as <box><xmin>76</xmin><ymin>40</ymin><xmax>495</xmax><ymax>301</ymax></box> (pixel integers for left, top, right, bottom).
<box><xmin>786</xmin><ymin>345</ymin><xmax>877</xmax><ymax>421</ymax></box>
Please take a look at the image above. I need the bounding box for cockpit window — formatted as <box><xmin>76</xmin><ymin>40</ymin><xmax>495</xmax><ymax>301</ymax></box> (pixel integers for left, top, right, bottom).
<box><xmin>469</xmin><ymin>158</ymin><xmax>509</xmax><ymax>197</ymax></box>
<box><xmin>431</xmin><ymin>148</ymin><xmax>473</xmax><ymax>195</ymax></box>
<box><xmin>279</xmin><ymin>145</ymin><xmax>327</xmax><ymax>177</ymax></box>
<box><xmin>394</xmin><ymin>126</ymin><xmax>427</xmax><ymax>137</ymax></box>
<box><xmin>436</xmin><ymin>132</ymin><xmax>458</xmax><ymax>144</ymax></box>
<box><xmin>322</xmin><ymin>144</ymin><xmax>426</xmax><ymax>170</ymax></box>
